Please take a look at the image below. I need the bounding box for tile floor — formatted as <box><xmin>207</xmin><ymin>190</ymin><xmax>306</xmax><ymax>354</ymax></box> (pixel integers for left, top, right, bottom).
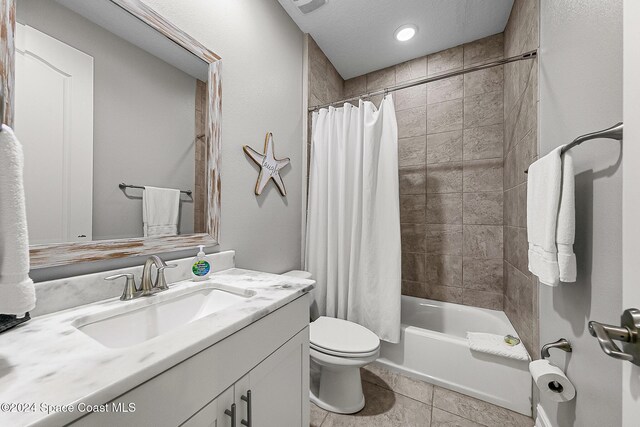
<box><xmin>310</xmin><ymin>364</ymin><xmax>534</xmax><ymax>427</ymax></box>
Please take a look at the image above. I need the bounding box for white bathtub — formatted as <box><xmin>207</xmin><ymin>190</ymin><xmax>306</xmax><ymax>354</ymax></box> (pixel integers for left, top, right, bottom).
<box><xmin>376</xmin><ymin>295</ymin><xmax>532</xmax><ymax>416</ymax></box>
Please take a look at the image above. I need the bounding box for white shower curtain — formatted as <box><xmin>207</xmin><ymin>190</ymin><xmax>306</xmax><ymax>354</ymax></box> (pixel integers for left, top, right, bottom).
<box><xmin>305</xmin><ymin>96</ymin><xmax>401</xmax><ymax>343</ymax></box>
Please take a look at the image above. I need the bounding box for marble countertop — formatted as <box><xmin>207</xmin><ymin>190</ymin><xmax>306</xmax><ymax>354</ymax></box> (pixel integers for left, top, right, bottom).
<box><xmin>0</xmin><ymin>268</ymin><xmax>314</xmax><ymax>427</ymax></box>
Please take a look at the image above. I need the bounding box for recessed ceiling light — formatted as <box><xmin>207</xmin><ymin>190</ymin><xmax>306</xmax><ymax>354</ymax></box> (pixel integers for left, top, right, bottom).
<box><xmin>394</xmin><ymin>24</ymin><xmax>417</xmax><ymax>42</ymax></box>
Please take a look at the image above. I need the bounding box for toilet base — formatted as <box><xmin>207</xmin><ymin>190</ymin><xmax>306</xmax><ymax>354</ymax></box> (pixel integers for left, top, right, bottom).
<box><xmin>309</xmin><ymin>348</ymin><xmax>379</xmax><ymax>414</ymax></box>
<box><xmin>310</xmin><ymin>388</ymin><xmax>365</xmax><ymax>414</ymax></box>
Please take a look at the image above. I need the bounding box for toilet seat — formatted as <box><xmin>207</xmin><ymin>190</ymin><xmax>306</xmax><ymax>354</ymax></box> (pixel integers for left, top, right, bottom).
<box><xmin>310</xmin><ymin>316</ymin><xmax>380</xmax><ymax>358</ymax></box>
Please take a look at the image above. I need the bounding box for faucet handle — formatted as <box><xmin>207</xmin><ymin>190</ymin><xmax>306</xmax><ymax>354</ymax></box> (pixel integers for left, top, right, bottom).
<box><xmin>105</xmin><ymin>273</ymin><xmax>139</xmax><ymax>301</ymax></box>
<box><xmin>155</xmin><ymin>263</ymin><xmax>178</xmax><ymax>291</ymax></box>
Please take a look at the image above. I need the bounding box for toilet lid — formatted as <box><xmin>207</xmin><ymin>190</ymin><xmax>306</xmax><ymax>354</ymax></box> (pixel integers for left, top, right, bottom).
<box><xmin>310</xmin><ymin>316</ymin><xmax>380</xmax><ymax>355</ymax></box>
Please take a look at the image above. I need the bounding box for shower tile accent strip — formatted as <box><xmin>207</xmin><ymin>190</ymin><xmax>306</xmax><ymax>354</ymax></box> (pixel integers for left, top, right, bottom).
<box><xmin>343</xmin><ymin>33</ymin><xmax>506</xmax><ymax>311</ymax></box>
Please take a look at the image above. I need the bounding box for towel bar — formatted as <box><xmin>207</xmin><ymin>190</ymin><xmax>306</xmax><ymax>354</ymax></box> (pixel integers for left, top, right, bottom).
<box><xmin>524</xmin><ymin>122</ymin><xmax>623</xmax><ymax>173</ymax></box>
<box><xmin>119</xmin><ymin>183</ymin><xmax>192</xmax><ymax>196</ymax></box>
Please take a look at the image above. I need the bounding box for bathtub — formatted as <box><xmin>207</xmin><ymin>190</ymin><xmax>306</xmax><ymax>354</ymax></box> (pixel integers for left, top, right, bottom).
<box><xmin>376</xmin><ymin>295</ymin><xmax>532</xmax><ymax>416</ymax></box>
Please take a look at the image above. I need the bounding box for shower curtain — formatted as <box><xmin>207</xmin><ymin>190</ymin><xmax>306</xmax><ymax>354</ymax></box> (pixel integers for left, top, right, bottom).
<box><xmin>306</xmin><ymin>96</ymin><xmax>401</xmax><ymax>343</ymax></box>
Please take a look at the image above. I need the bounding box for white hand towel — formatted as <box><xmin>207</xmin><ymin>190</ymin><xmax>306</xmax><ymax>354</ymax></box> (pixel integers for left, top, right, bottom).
<box><xmin>0</xmin><ymin>125</ymin><xmax>36</xmax><ymax>315</ymax></box>
<box><xmin>526</xmin><ymin>146</ymin><xmax>576</xmax><ymax>286</ymax></box>
<box><xmin>142</xmin><ymin>186</ymin><xmax>180</xmax><ymax>237</ymax></box>
<box><xmin>467</xmin><ymin>332</ymin><xmax>530</xmax><ymax>361</ymax></box>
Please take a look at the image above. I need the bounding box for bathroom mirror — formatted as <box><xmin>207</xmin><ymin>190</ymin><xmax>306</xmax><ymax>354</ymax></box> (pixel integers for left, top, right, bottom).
<box><xmin>0</xmin><ymin>0</ymin><xmax>222</xmax><ymax>267</ymax></box>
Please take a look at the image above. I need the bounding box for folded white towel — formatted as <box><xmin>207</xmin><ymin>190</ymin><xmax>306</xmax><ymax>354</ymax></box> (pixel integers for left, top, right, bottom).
<box><xmin>526</xmin><ymin>146</ymin><xmax>576</xmax><ymax>286</ymax></box>
<box><xmin>467</xmin><ymin>332</ymin><xmax>530</xmax><ymax>361</ymax></box>
<box><xmin>142</xmin><ymin>186</ymin><xmax>180</xmax><ymax>237</ymax></box>
<box><xmin>0</xmin><ymin>125</ymin><xmax>36</xmax><ymax>315</ymax></box>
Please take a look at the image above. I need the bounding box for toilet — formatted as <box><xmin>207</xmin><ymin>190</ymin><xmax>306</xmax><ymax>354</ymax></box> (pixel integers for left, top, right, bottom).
<box><xmin>283</xmin><ymin>271</ymin><xmax>381</xmax><ymax>414</ymax></box>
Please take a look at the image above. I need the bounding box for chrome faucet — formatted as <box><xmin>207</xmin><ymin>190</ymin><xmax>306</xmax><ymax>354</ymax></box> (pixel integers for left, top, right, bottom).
<box><xmin>104</xmin><ymin>255</ymin><xmax>177</xmax><ymax>301</ymax></box>
<box><xmin>140</xmin><ymin>255</ymin><xmax>178</xmax><ymax>296</ymax></box>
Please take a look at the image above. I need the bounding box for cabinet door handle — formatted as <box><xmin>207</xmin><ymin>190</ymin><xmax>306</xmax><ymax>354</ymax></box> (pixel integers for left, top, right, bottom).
<box><xmin>224</xmin><ymin>403</ymin><xmax>236</xmax><ymax>427</ymax></box>
<box><xmin>241</xmin><ymin>390</ymin><xmax>252</xmax><ymax>427</ymax></box>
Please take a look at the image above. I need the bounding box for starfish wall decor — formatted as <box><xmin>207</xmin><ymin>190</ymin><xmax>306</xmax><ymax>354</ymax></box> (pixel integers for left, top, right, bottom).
<box><xmin>243</xmin><ymin>132</ymin><xmax>291</xmax><ymax>196</ymax></box>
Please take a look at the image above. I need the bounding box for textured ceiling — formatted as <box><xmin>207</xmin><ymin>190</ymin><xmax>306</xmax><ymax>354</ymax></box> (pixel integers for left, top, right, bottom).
<box><xmin>277</xmin><ymin>0</ymin><xmax>514</xmax><ymax>79</ymax></box>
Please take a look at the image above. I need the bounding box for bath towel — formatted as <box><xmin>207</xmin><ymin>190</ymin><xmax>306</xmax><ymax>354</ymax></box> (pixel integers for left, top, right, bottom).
<box><xmin>526</xmin><ymin>146</ymin><xmax>576</xmax><ymax>286</ymax></box>
<box><xmin>0</xmin><ymin>125</ymin><xmax>36</xmax><ymax>316</ymax></box>
<box><xmin>143</xmin><ymin>186</ymin><xmax>180</xmax><ymax>237</ymax></box>
<box><xmin>467</xmin><ymin>332</ymin><xmax>529</xmax><ymax>361</ymax></box>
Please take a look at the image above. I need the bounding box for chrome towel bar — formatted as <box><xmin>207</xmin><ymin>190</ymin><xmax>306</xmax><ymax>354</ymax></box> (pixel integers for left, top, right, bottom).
<box><xmin>119</xmin><ymin>182</ymin><xmax>192</xmax><ymax>196</ymax></box>
<box><xmin>525</xmin><ymin>122</ymin><xmax>623</xmax><ymax>173</ymax></box>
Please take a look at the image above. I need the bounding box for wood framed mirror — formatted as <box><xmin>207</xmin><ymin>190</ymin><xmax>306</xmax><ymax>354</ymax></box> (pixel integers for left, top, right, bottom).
<box><xmin>0</xmin><ymin>0</ymin><xmax>222</xmax><ymax>268</ymax></box>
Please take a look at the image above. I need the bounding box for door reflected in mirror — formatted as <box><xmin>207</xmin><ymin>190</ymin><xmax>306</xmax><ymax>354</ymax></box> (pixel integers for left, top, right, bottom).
<box><xmin>15</xmin><ymin>0</ymin><xmax>209</xmax><ymax>245</ymax></box>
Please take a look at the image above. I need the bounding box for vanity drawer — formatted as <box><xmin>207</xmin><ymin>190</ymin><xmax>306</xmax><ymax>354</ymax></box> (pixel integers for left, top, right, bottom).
<box><xmin>70</xmin><ymin>294</ymin><xmax>310</xmax><ymax>426</ymax></box>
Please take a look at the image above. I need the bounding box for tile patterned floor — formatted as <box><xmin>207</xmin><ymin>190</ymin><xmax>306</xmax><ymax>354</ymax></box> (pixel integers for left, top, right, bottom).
<box><xmin>310</xmin><ymin>364</ymin><xmax>534</xmax><ymax>427</ymax></box>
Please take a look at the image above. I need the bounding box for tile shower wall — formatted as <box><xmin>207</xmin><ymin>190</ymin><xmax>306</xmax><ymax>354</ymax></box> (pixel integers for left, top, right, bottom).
<box><xmin>308</xmin><ymin>34</ymin><xmax>510</xmax><ymax>312</ymax></box>
<box><xmin>503</xmin><ymin>0</ymin><xmax>539</xmax><ymax>356</ymax></box>
<box><xmin>306</xmin><ymin>35</ymin><xmax>344</xmax><ymax>173</ymax></box>
<box><xmin>342</xmin><ymin>35</ymin><xmax>505</xmax><ymax>310</ymax></box>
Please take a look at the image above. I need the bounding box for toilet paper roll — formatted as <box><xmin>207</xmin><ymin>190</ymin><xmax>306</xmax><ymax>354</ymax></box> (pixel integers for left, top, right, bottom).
<box><xmin>529</xmin><ymin>359</ymin><xmax>576</xmax><ymax>402</ymax></box>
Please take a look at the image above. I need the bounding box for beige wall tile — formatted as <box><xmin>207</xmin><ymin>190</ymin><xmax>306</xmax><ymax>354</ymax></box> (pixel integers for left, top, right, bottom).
<box><xmin>402</xmin><ymin>280</ymin><xmax>426</xmax><ymax>298</ymax></box>
<box><xmin>428</xmin><ymin>45</ymin><xmax>463</xmax><ymax>76</ymax></box>
<box><xmin>463</xmin><ymin>258</ymin><xmax>504</xmax><ymax>293</ymax></box>
<box><xmin>399</xmin><ymin>136</ymin><xmax>427</xmax><ymax>168</ymax></box>
<box><xmin>504</xmin><ymin>61</ymin><xmax>520</xmax><ymax>116</ymax></box>
<box><xmin>515</xmin><ymin>129</ymin><xmax>537</xmax><ymax>185</ymax></box>
<box><xmin>463</xmin><ymin>225</ymin><xmax>503</xmax><ymax>259</ymax></box>
<box><xmin>464</xmin><ymin>66</ymin><xmax>504</xmax><ymax>97</ymax></box>
<box><xmin>398</xmin><ymin>105</ymin><xmax>427</xmax><ymax>138</ymax></box>
<box><xmin>504</xmin><ymin>148</ymin><xmax>518</xmax><ymax>190</ymax></box>
<box><xmin>463</xmin><ymin>33</ymin><xmax>504</xmax><ymax>67</ymax></box>
<box><xmin>402</xmin><ymin>252</ymin><xmax>427</xmax><ymax>283</ymax></box>
<box><xmin>396</xmin><ymin>84</ymin><xmax>427</xmax><ymax>111</ymax></box>
<box><xmin>426</xmin><ymin>193</ymin><xmax>463</xmax><ymax>224</ymax></box>
<box><xmin>463</xmin><ymin>289</ymin><xmax>504</xmax><ymax>310</ymax></box>
<box><xmin>427</xmin><ymin>130</ymin><xmax>463</xmax><ymax>164</ymax></box>
<box><xmin>400</xmin><ymin>194</ymin><xmax>426</xmax><ymax>223</ymax></box>
<box><xmin>518</xmin><ymin>0</ymin><xmax>539</xmax><ymax>53</ymax></box>
<box><xmin>515</xmin><ymin>182</ymin><xmax>527</xmax><ymax>227</ymax></box>
<box><xmin>464</xmin><ymin>91</ymin><xmax>504</xmax><ymax>129</ymax></box>
<box><xmin>427</xmin><ymin>224</ymin><xmax>463</xmax><ymax>256</ymax></box>
<box><xmin>463</xmin><ymin>124</ymin><xmax>503</xmax><ymax>161</ymax></box>
<box><xmin>426</xmin><ymin>255</ymin><xmax>463</xmax><ymax>287</ymax></box>
<box><xmin>427</xmin><ymin>162</ymin><xmax>463</xmax><ymax>194</ymax></box>
<box><xmin>427</xmin><ymin>99</ymin><xmax>464</xmax><ymax>134</ymax></box>
<box><xmin>427</xmin><ymin>75</ymin><xmax>464</xmax><ymax>105</ymax></box>
<box><xmin>425</xmin><ymin>284</ymin><xmax>464</xmax><ymax>304</ymax></box>
<box><xmin>399</xmin><ymin>167</ymin><xmax>427</xmax><ymax>195</ymax></box>
<box><xmin>367</xmin><ymin>66</ymin><xmax>396</xmax><ymax>91</ymax></box>
<box><xmin>463</xmin><ymin>159</ymin><xmax>503</xmax><ymax>192</ymax></box>
<box><xmin>396</xmin><ymin>56</ymin><xmax>427</xmax><ymax>83</ymax></box>
<box><xmin>402</xmin><ymin>223</ymin><xmax>427</xmax><ymax>253</ymax></box>
<box><xmin>343</xmin><ymin>75</ymin><xmax>366</xmax><ymax>98</ymax></box>
<box><xmin>463</xmin><ymin>192</ymin><xmax>503</xmax><ymax>224</ymax></box>
<box><xmin>504</xmin><ymin>186</ymin><xmax>518</xmax><ymax>227</ymax></box>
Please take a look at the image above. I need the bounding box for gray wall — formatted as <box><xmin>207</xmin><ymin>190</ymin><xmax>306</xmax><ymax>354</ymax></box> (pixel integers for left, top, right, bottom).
<box><xmin>30</xmin><ymin>0</ymin><xmax>304</xmax><ymax>281</ymax></box>
<box><xmin>539</xmin><ymin>1</ymin><xmax>623</xmax><ymax>426</ymax></box>
<box><xmin>18</xmin><ymin>0</ymin><xmax>198</xmax><ymax>240</ymax></box>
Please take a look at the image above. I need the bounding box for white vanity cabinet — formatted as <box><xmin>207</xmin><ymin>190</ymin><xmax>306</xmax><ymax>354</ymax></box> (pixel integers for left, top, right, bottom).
<box><xmin>71</xmin><ymin>294</ymin><xmax>310</xmax><ymax>427</ymax></box>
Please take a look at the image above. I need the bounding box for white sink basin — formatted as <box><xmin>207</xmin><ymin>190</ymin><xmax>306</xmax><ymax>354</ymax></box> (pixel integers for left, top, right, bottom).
<box><xmin>73</xmin><ymin>285</ymin><xmax>253</xmax><ymax>348</ymax></box>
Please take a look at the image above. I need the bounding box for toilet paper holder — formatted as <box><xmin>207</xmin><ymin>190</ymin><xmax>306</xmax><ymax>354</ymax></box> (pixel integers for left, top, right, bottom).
<box><xmin>541</xmin><ymin>338</ymin><xmax>572</xmax><ymax>360</ymax></box>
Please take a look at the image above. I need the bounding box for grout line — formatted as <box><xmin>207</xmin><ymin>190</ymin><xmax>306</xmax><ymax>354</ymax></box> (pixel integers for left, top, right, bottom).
<box><xmin>361</xmin><ymin>376</ymin><xmax>434</xmax><ymax>408</ymax></box>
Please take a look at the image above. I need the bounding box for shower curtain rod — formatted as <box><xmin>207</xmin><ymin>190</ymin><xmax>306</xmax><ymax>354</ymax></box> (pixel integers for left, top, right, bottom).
<box><xmin>308</xmin><ymin>50</ymin><xmax>538</xmax><ymax>112</ymax></box>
